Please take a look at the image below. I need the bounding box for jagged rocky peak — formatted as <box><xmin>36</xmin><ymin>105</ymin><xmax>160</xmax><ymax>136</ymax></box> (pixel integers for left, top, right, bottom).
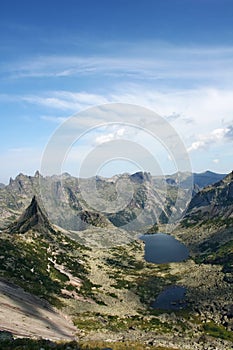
<box><xmin>15</xmin><ymin>172</ymin><xmax>28</xmax><ymax>181</ymax></box>
<box><xmin>61</xmin><ymin>172</ymin><xmax>71</xmax><ymax>179</ymax></box>
<box><xmin>8</xmin><ymin>173</ymin><xmax>30</xmax><ymax>190</ymax></box>
<box><xmin>8</xmin><ymin>195</ymin><xmax>52</xmax><ymax>234</ymax></box>
<box><xmin>34</xmin><ymin>170</ymin><xmax>42</xmax><ymax>177</ymax></box>
<box><xmin>9</xmin><ymin>177</ymin><xmax>14</xmax><ymax>185</ymax></box>
<box><xmin>130</xmin><ymin>171</ymin><xmax>152</xmax><ymax>183</ymax></box>
<box><xmin>9</xmin><ymin>174</ymin><xmax>24</xmax><ymax>192</ymax></box>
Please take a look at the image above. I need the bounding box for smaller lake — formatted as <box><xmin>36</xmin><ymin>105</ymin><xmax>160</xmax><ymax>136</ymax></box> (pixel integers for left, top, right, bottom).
<box><xmin>141</xmin><ymin>233</ymin><xmax>189</xmax><ymax>264</ymax></box>
<box><xmin>152</xmin><ymin>286</ymin><xmax>186</xmax><ymax>310</ymax></box>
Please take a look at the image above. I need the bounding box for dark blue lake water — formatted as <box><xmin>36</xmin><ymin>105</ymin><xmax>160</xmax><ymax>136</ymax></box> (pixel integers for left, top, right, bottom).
<box><xmin>141</xmin><ymin>233</ymin><xmax>189</xmax><ymax>264</ymax></box>
<box><xmin>140</xmin><ymin>233</ymin><xmax>189</xmax><ymax>310</ymax></box>
<box><xmin>152</xmin><ymin>285</ymin><xmax>187</xmax><ymax>310</ymax></box>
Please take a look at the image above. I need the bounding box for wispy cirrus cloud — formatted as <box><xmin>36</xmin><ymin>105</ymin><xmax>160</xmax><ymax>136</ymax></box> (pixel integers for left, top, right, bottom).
<box><xmin>2</xmin><ymin>84</ymin><xmax>233</xmax><ymax>136</ymax></box>
<box><xmin>2</xmin><ymin>43</ymin><xmax>233</xmax><ymax>86</ymax></box>
<box><xmin>30</xmin><ymin>86</ymin><xmax>233</xmax><ymax>158</ymax></box>
<box><xmin>23</xmin><ymin>91</ymin><xmax>109</xmax><ymax>111</ymax></box>
<box><xmin>40</xmin><ymin>116</ymin><xmax>69</xmax><ymax>124</ymax></box>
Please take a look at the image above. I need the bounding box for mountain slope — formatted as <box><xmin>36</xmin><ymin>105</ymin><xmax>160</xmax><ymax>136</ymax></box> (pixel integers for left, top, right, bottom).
<box><xmin>177</xmin><ymin>171</ymin><xmax>233</xmax><ymax>287</ymax></box>
<box><xmin>0</xmin><ymin>279</ymin><xmax>77</xmax><ymax>340</ymax></box>
<box><xmin>0</xmin><ymin>196</ymin><xmax>94</xmax><ymax>306</ymax></box>
<box><xmin>193</xmin><ymin>170</ymin><xmax>226</xmax><ymax>189</ymax></box>
<box><xmin>183</xmin><ymin>171</ymin><xmax>233</xmax><ymax>225</ymax></box>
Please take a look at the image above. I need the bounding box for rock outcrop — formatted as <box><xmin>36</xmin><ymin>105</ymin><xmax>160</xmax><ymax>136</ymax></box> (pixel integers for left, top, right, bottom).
<box><xmin>183</xmin><ymin>171</ymin><xmax>233</xmax><ymax>224</ymax></box>
<box><xmin>8</xmin><ymin>196</ymin><xmax>52</xmax><ymax>234</ymax></box>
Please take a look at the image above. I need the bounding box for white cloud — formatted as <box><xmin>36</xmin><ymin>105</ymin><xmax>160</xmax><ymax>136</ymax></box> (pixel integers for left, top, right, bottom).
<box><xmin>187</xmin><ymin>127</ymin><xmax>231</xmax><ymax>152</ymax></box>
<box><xmin>16</xmin><ymin>87</ymin><xmax>233</xmax><ymax>124</ymax></box>
<box><xmin>95</xmin><ymin>133</ymin><xmax>115</xmax><ymax>144</ymax></box>
<box><xmin>22</xmin><ymin>95</ymin><xmax>81</xmax><ymax>111</ymax></box>
<box><xmin>95</xmin><ymin>127</ymin><xmax>126</xmax><ymax>145</ymax></box>
<box><xmin>11</xmin><ymin>86</ymin><xmax>233</xmax><ymax>156</ymax></box>
<box><xmin>213</xmin><ymin>158</ymin><xmax>220</xmax><ymax>164</ymax></box>
<box><xmin>1</xmin><ymin>41</ymin><xmax>233</xmax><ymax>178</ymax></box>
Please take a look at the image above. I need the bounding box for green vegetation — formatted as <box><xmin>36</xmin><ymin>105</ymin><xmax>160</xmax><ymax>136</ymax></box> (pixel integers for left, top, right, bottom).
<box><xmin>203</xmin><ymin>321</ymin><xmax>233</xmax><ymax>342</ymax></box>
<box><xmin>0</xmin><ymin>339</ymin><xmax>83</xmax><ymax>350</ymax></box>
<box><xmin>74</xmin><ymin>313</ymin><xmax>172</xmax><ymax>333</ymax></box>
<box><xmin>195</xmin><ymin>238</ymin><xmax>233</xmax><ymax>273</ymax></box>
<box><xmin>0</xmin><ymin>236</ymin><xmax>62</xmax><ymax>304</ymax></box>
<box><xmin>182</xmin><ymin>215</ymin><xmax>233</xmax><ymax>229</ymax></box>
<box><xmin>111</xmin><ymin>278</ymin><xmax>133</xmax><ymax>289</ymax></box>
<box><xmin>0</xmin><ymin>230</ymin><xmax>93</xmax><ymax>305</ymax></box>
<box><xmin>135</xmin><ymin>275</ymin><xmax>167</xmax><ymax>305</ymax></box>
<box><xmin>134</xmin><ymin>265</ymin><xmax>177</xmax><ymax>306</ymax></box>
<box><xmin>80</xmin><ymin>343</ymin><xmax>179</xmax><ymax>350</ymax></box>
<box><xmin>0</xmin><ymin>336</ymin><xmax>179</xmax><ymax>350</ymax></box>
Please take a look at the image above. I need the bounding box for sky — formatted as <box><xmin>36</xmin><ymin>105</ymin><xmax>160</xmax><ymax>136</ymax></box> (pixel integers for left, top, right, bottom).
<box><xmin>1</xmin><ymin>0</ymin><xmax>233</xmax><ymax>183</ymax></box>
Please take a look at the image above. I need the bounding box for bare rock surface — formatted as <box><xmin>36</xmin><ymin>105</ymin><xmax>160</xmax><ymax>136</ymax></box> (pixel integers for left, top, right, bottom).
<box><xmin>0</xmin><ymin>278</ymin><xmax>78</xmax><ymax>340</ymax></box>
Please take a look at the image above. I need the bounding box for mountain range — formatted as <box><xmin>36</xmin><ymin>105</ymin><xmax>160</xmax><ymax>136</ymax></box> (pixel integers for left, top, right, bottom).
<box><xmin>0</xmin><ymin>170</ymin><xmax>226</xmax><ymax>232</ymax></box>
<box><xmin>0</xmin><ymin>169</ymin><xmax>232</xmax><ymax>349</ymax></box>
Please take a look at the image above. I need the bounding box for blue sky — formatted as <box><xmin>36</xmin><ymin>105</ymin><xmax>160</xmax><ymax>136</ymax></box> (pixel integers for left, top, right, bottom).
<box><xmin>1</xmin><ymin>0</ymin><xmax>233</xmax><ymax>182</ymax></box>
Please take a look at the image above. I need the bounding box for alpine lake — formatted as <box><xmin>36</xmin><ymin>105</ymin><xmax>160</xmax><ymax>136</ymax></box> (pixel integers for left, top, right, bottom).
<box><xmin>141</xmin><ymin>233</ymin><xmax>189</xmax><ymax>310</ymax></box>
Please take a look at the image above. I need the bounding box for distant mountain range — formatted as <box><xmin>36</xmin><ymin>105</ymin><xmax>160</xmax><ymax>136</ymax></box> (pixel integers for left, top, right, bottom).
<box><xmin>0</xmin><ymin>170</ymin><xmax>226</xmax><ymax>232</ymax></box>
<box><xmin>163</xmin><ymin>170</ymin><xmax>226</xmax><ymax>191</ymax></box>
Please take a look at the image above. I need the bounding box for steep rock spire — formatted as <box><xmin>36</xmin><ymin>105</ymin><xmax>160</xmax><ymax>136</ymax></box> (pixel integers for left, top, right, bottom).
<box><xmin>9</xmin><ymin>196</ymin><xmax>52</xmax><ymax>234</ymax></box>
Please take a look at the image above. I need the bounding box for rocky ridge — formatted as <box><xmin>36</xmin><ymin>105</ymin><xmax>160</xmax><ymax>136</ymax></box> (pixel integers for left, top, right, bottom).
<box><xmin>0</xmin><ymin>170</ymin><xmax>233</xmax><ymax>349</ymax></box>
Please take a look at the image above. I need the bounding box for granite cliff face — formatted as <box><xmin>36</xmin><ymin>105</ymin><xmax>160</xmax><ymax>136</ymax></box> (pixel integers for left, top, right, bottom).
<box><xmin>183</xmin><ymin>171</ymin><xmax>233</xmax><ymax>225</ymax></box>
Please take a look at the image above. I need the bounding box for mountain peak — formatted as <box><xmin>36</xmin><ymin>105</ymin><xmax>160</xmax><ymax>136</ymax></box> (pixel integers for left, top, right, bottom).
<box><xmin>8</xmin><ymin>196</ymin><xmax>52</xmax><ymax>234</ymax></box>
<box><xmin>34</xmin><ymin>170</ymin><xmax>41</xmax><ymax>177</ymax></box>
<box><xmin>130</xmin><ymin>171</ymin><xmax>152</xmax><ymax>183</ymax></box>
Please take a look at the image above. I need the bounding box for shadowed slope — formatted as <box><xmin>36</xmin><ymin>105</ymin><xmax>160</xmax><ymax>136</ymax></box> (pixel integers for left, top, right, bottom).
<box><xmin>183</xmin><ymin>171</ymin><xmax>233</xmax><ymax>225</ymax></box>
<box><xmin>8</xmin><ymin>196</ymin><xmax>52</xmax><ymax>234</ymax></box>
